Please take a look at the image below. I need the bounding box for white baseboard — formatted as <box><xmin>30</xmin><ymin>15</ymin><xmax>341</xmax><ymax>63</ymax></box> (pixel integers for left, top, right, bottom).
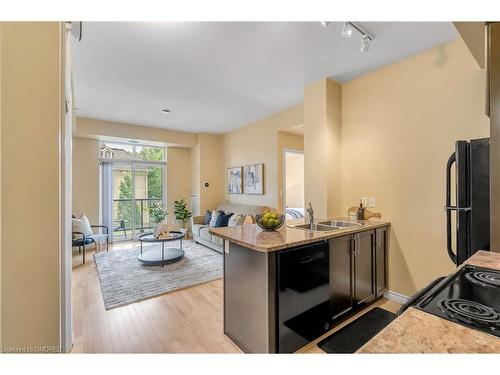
<box><xmin>383</xmin><ymin>290</ymin><xmax>410</xmax><ymax>305</ymax></box>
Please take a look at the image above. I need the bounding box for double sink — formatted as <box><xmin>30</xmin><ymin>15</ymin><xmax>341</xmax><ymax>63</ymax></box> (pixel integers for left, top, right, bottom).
<box><xmin>291</xmin><ymin>220</ymin><xmax>363</xmax><ymax>232</ymax></box>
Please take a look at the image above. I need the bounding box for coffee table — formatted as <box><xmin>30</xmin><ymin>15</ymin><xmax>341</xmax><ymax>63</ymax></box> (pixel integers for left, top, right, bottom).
<box><xmin>138</xmin><ymin>231</ymin><xmax>185</xmax><ymax>267</ymax></box>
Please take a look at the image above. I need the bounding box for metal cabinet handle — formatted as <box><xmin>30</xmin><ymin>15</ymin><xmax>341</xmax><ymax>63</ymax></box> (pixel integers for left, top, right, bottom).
<box><xmin>352</xmin><ymin>234</ymin><xmax>359</xmax><ymax>256</ymax></box>
<box><xmin>354</xmin><ymin>235</ymin><xmax>357</xmax><ymax>256</ymax></box>
<box><xmin>357</xmin><ymin>234</ymin><xmax>361</xmax><ymax>256</ymax></box>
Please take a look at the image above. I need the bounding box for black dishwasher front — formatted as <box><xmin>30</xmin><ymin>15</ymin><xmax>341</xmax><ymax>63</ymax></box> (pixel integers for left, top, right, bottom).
<box><xmin>277</xmin><ymin>241</ymin><xmax>330</xmax><ymax>353</ymax></box>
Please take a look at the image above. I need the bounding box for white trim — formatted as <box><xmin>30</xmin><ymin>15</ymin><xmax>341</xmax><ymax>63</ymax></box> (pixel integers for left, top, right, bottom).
<box><xmin>99</xmin><ymin>157</ymin><xmax>166</xmax><ymax>166</ymax></box>
<box><xmin>60</xmin><ymin>25</ymin><xmax>73</xmax><ymax>353</ymax></box>
<box><xmin>282</xmin><ymin>148</ymin><xmax>304</xmax><ymax>212</ymax></box>
<box><xmin>383</xmin><ymin>290</ymin><xmax>410</xmax><ymax>305</ymax></box>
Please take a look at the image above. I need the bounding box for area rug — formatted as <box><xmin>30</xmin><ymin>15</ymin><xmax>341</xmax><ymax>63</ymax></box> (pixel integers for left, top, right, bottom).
<box><xmin>94</xmin><ymin>240</ymin><xmax>222</xmax><ymax>309</ymax></box>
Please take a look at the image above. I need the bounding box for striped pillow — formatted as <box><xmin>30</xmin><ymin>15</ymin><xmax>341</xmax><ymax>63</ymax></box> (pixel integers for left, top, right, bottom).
<box><xmin>209</xmin><ymin>210</ymin><xmax>220</xmax><ymax>227</ymax></box>
<box><xmin>228</xmin><ymin>213</ymin><xmax>246</xmax><ymax>227</ymax></box>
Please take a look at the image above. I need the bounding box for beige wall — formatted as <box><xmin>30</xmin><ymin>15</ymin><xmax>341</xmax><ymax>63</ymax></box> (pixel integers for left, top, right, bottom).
<box><xmin>190</xmin><ymin>139</ymin><xmax>201</xmax><ymax>215</ymax></box>
<box><xmin>198</xmin><ymin>134</ymin><xmax>225</xmax><ymax>214</ymax></box>
<box><xmin>224</xmin><ymin>104</ymin><xmax>303</xmax><ymax>209</ymax></box>
<box><xmin>341</xmin><ymin>38</ymin><xmax>489</xmax><ymax>295</ymax></box>
<box><xmin>1</xmin><ymin>22</ymin><xmax>62</xmax><ymax>349</ymax></box>
<box><xmin>277</xmin><ymin>131</ymin><xmax>304</xmax><ymax>212</ymax></box>
<box><xmin>72</xmin><ymin>138</ymin><xmax>100</xmax><ymax>223</ymax></box>
<box><xmin>284</xmin><ymin>152</ymin><xmax>305</xmax><ymax>208</ymax></box>
<box><xmin>76</xmin><ymin>117</ymin><xmax>197</xmax><ymax>147</ymax></box>
<box><xmin>453</xmin><ymin>22</ymin><xmax>485</xmax><ymax>68</ymax></box>
<box><xmin>166</xmin><ymin>147</ymin><xmax>191</xmax><ymax>228</ymax></box>
<box><xmin>304</xmin><ymin>79</ymin><xmax>342</xmax><ymax>219</ymax></box>
<box><xmin>0</xmin><ymin>22</ymin><xmax>2</xmax><ymax>348</ymax></box>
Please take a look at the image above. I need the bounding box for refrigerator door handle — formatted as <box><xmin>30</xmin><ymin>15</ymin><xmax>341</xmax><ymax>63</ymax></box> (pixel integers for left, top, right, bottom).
<box><xmin>444</xmin><ymin>206</ymin><xmax>472</xmax><ymax>211</ymax></box>
<box><xmin>446</xmin><ymin>153</ymin><xmax>458</xmax><ymax>265</ymax></box>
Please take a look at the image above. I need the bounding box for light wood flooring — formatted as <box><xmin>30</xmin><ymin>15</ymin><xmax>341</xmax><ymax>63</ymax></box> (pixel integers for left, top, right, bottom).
<box><xmin>72</xmin><ymin>241</ymin><xmax>399</xmax><ymax>353</ymax></box>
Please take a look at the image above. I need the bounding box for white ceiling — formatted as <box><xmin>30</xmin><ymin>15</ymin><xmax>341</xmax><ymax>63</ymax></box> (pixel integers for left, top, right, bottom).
<box><xmin>72</xmin><ymin>22</ymin><xmax>458</xmax><ymax>134</ymax></box>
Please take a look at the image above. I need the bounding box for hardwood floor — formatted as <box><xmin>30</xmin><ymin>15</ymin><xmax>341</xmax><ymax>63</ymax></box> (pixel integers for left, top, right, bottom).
<box><xmin>72</xmin><ymin>241</ymin><xmax>399</xmax><ymax>354</ymax></box>
<box><xmin>72</xmin><ymin>241</ymin><xmax>241</xmax><ymax>353</ymax></box>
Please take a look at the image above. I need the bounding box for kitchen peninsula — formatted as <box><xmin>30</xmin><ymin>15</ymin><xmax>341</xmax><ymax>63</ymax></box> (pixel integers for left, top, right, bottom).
<box><xmin>210</xmin><ymin>218</ymin><xmax>390</xmax><ymax>353</ymax></box>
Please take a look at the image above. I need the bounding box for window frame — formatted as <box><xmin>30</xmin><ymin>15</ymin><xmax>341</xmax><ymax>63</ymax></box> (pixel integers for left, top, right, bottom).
<box><xmin>99</xmin><ymin>141</ymin><xmax>167</xmax><ymax>241</ymax></box>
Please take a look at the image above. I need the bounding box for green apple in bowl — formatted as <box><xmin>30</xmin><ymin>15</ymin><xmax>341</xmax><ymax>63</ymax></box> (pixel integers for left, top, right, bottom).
<box><xmin>257</xmin><ymin>212</ymin><xmax>285</xmax><ymax>231</ymax></box>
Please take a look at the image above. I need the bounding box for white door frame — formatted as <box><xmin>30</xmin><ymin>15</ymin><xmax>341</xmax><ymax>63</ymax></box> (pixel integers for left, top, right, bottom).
<box><xmin>60</xmin><ymin>23</ymin><xmax>73</xmax><ymax>353</ymax></box>
<box><xmin>282</xmin><ymin>148</ymin><xmax>304</xmax><ymax>212</ymax></box>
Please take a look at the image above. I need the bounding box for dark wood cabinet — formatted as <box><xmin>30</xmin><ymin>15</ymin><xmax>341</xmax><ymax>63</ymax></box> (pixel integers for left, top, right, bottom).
<box><xmin>375</xmin><ymin>227</ymin><xmax>388</xmax><ymax>297</ymax></box>
<box><xmin>328</xmin><ymin>226</ymin><xmax>388</xmax><ymax>322</ymax></box>
<box><xmin>353</xmin><ymin>230</ymin><xmax>376</xmax><ymax>307</ymax></box>
<box><xmin>329</xmin><ymin>235</ymin><xmax>353</xmax><ymax>321</ymax></box>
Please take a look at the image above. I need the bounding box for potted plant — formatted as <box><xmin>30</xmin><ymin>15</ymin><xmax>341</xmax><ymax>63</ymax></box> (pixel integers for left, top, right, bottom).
<box><xmin>174</xmin><ymin>199</ymin><xmax>192</xmax><ymax>236</ymax></box>
<box><xmin>149</xmin><ymin>202</ymin><xmax>168</xmax><ymax>238</ymax></box>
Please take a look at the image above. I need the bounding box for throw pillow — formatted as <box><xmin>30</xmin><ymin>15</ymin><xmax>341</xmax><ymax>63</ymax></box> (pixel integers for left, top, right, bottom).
<box><xmin>203</xmin><ymin>210</ymin><xmax>212</xmax><ymax>225</ymax></box>
<box><xmin>215</xmin><ymin>212</ymin><xmax>234</xmax><ymax>228</ymax></box>
<box><xmin>79</xmin><ymin>214</ymin><xmax>90</xmax><ymax>224</ymax></box>
<box><xmin>72</xmin><ymin>217</ymin><xmax>93</xmax><ymax>239</ymax></box>
<box><xmin>228</xmin><ymin>213</ymin><xmax>245</xmax><ymax>227</ymax></box>
<box><xmin>209</xmin><ymin>210</ymin><xmax>220</xmax><ymax>227</ymax></box>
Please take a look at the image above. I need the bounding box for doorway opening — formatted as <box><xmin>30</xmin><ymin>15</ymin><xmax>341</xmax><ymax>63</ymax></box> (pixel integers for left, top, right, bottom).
<box><xmin>283</xmin><ymin>149</ymin><xmax>305</xmax><ymax>218</ymax></box>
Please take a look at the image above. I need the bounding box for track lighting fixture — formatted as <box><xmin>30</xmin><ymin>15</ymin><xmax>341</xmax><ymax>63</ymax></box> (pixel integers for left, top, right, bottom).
<box><xmin>340</xmin><ymin>22</ymin><xmax>374</xmax><ymax>53</ymax></box>
<box><xmin>360</xmin><ymin>35</ymin><xmax>371</xmax><ymax>53</ymax></box>
<box><xmin>319</xmin><ymin>21</ymin><xmax>374</xmax><ymax>53</ymax></box>
<box><xmin>341</xmin><ymin>22</ymin><xmax>353</xmax><ymax>38</ymax></box>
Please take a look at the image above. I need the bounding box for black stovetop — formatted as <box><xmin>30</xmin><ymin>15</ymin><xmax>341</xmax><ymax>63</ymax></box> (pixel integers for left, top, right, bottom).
<box><xmin>414</xmin><ymin>265</ymin><xmax>500</xmax><ymax>337</ymax></box>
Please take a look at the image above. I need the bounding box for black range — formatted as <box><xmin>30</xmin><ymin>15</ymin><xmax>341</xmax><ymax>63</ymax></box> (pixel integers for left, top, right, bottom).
<box><xmin>412</xmin><ymin>265</ymin><xmax>500</xmax><ymax>337</ymax></box>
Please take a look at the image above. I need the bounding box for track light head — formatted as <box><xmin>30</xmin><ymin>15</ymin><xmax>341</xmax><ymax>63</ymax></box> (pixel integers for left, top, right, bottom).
<box><xmin>341</xmin><ymin>22</ymin><xmax>353</xmax><ymax>38</ymax></box>
<box><xmin>360</xmin><ymin>35</ymin><xmax>371</xmax><ymax>52</ymax></box>
<box><xmin>320</xmin><ymin>21</ymin><xmax>330</xmax><ymax>28</ymax></box>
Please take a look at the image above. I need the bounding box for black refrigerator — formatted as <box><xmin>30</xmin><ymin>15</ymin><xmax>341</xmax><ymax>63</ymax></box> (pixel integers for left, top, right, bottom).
<box><xmin>445</xmin><ymin>138</ymin><xmax>490</xmax><ymax>265</ymax></box>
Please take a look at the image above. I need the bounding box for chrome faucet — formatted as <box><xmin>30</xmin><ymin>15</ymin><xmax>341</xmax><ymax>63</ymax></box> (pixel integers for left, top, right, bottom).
<box><xmin>306</xmin><ymin>202</ymin><xmax>314</xmax><ymax>229</ymax></box>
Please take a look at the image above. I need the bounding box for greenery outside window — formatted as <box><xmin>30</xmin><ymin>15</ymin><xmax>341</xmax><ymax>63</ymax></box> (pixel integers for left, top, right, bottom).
<box><xmin>100</xmin><ymin>142</ymin><xmax>166</xmax><ymax>241</ymax></box>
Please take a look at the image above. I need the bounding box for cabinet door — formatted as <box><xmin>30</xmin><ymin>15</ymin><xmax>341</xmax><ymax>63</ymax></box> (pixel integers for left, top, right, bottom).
<box><xmin>354</xmin><ymin>230</ymin><xmax>375</xmax><ymax>307</ymax></box>
<box><xmin>329</xmin><ymin>235</ymin><xmax>353</xmax><ymax>321</ymax></box>
<box><xmin>375</xmin><ymin>227</ymin><xmax>388</xmax><ymax>297</ymax></box>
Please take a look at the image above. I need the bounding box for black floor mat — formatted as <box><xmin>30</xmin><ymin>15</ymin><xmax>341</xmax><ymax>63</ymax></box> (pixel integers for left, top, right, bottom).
<box><xmin>318</xmin><ymin>307</ymin><xmax>396</xmax><ymax>353</ymax></box>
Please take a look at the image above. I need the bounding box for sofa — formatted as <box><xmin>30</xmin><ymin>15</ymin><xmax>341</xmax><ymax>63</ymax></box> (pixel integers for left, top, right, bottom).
<box><xmin>191</xmin><ymin>202</ymin><xmax>269</xmax><ymax>253</ymax></box>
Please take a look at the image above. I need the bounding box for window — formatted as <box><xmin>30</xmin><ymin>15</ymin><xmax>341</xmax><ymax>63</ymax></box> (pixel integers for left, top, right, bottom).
<box><xmin>100</xmin><ymin>142</ymin><xmax>166</xmax><ymax>241</ymax></box>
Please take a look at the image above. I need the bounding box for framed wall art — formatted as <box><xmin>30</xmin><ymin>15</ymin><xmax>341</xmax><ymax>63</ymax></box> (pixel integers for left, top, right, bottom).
<box><xmin>227</xmin><ymin>166</ymin><xmax>243</xmax><ymax>194</ymax></box>
<box><xmin>244</xmin><ymin>163</ymin><xmax>264</xmax><ymax>195</ymax></box>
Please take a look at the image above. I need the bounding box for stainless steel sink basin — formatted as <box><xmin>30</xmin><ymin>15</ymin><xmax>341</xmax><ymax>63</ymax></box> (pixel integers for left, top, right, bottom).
<box><xmin>292</xmin><ymin>223</ymin><xmax>340</xmax><ymax>232</ymax></box>
<box><xmin>318</xmin><ymin>220</ymin><xmax>363</xmax><ymax>228</ymax></box>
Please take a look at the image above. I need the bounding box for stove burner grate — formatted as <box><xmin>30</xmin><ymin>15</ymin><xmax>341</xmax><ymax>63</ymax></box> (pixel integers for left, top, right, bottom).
<box><xmin>465</xmin><ymin>271</ymin><xmax>500</xmax><ymax>288</ymax></box>
<box><xmin>437</xmin><ymin>299</ymin><xmax>500</xmax><ymax>331</ymax></box>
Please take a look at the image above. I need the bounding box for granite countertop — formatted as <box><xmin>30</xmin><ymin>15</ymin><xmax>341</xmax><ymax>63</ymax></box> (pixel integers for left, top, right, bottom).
<box><xmin>209</xmin><ymin>218</ymin><xmax>390</xmax><ymax>252</ymax></box>
<box><xmin>358</xmin><ymin>250</ymin><xmax>500</xmax><ymax>353</ymax></box>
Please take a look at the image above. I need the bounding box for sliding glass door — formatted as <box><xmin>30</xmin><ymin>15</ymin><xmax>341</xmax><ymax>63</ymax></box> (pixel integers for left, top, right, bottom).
<box><xmin>101</xmin><ymin>142</ymin><xmax>166</xmax><ymax>241</ymax></box>
<box><xmin>113</xmin><ymin>163</ymin><xmax>134</xmax><ymax>240</ymax></box>
<box><xmin>134</xmin><ymin>164</ymin><xmax>164</xmax><ymax>237</ymax></box>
